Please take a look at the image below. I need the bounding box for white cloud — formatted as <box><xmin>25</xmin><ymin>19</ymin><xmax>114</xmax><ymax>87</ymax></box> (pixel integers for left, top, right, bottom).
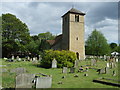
<box><xmin>1</xmin><ymin>2</ymin><xmax>118</xmax><ymax>44</ymax></box>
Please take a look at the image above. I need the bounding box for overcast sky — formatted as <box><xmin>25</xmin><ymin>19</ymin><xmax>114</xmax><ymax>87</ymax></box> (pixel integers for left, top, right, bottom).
<box><xmin>1</xmin><ymin>2</ymin><xmax>118</xmax><ymax>44</ymax></box>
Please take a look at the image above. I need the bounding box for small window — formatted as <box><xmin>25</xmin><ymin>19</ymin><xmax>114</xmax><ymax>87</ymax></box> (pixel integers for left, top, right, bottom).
<box><xmin>75</xmin><ymin>15</ymin><xmax>79</xmax><ymax>22</ymax></box>
<box><xmin>76</xmin><ymin>37</ymin><xmax>79</xmax><ymax>40</ymax></box>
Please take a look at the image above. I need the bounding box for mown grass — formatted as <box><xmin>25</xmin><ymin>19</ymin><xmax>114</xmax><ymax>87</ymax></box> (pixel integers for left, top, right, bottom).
<box><xmin>1</xmin><ymin>58</ymin><xmax>119</xmax><ymax>88</ymax></box>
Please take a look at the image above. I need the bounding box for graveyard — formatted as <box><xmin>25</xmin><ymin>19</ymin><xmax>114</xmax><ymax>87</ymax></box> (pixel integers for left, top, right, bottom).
<box><xmin>0</xmin><ymin>57</ymin><xmax>119</xmax><ymax>88</ymax></box>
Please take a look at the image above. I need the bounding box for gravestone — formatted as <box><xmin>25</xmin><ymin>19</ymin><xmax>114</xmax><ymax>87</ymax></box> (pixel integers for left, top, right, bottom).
<box><xmin>112</xmin><ymin>70</ymin><xmax>116</xmax><ymax>76</ymax></box>
<box><xmin>12</xmin><ymin>55</ymin><xmax>15</xmax><ymax>60</ymax></box>
<box><xmin>27</xmin><ymin>56</ymin><xmax>30</xmax><ymax>61</ymax></box>
<box><xmin>16</xmin><ymin>73</ymin><xmax>35</xmax><ymax>88</ymax></box>
<box><xmin>91</xmin><ymin>59</ymin><xmax>96</xmax><ymax>66</ymax></box>
<box><xmin>36</xmin><ymin>76</ymin><xmax>52</xmax><ymax>88</ymax></box>
<box><xmin>32</xmin><ymin>60</ymin><xmax>38</xmax><ymax>64</ymax></box>
<box><xmin>33</xmin><ymin>57</ymin><xmax>36</xmax><ymax>61</ymax></box>
<box><xmin>74</xmin><ymin>60</ymin><xmax>79</xmax><ymax>68</ymax></box>
<box><xmin>99</xmin><ymin>68</ymin><xmax>105</xmax><ymax>74</ymax></box>
<box><xmin>16</xmin><ymin>56</ymin><xmax>19</xmax><ymax>60</ymax></box>
<box><xmin>10</xmin><ymin>67</ymin><xmax>26</xmax><ymax>75</ymax></box>
<box><xmin>52</xmin><ymin>58</ymin><xmax>57</xmax><ymax>68</ymax></box>
<box><xmin>70</xmin><ymin>67</ymin><xmax>75</xmax><ymax>73</ymax></box>
<box><xmin>62</xmin><ymin>67</ymin><xmax>67</xmax><ymax>73</ymax></box>
<box><xmin>39</xmin><ymin>55</ymin><xmax>42</xmax><ymax>61</ymax></box>
<box><xmin>116</xmin><ymin>58</ymin><xmax>118</xmax><ymax>62</ymax></box>
<box><xmin>106</xmin><ymin>63</ymin><xmax>109</xmax><ymax>68</ymax></box>
<box><xmin>18</xmin><ymin>58</ymin><xmax>21</xmax><ymax>61</ymax></box>
<box><xmin>104</xmin><ymin>55</ymin><xmax>107</xmax><ymax>60</ymax></box>
<box><xmin>105</xmin><ymin>67</ymin><xmax>109</xmax><ymax>74</ymax></box>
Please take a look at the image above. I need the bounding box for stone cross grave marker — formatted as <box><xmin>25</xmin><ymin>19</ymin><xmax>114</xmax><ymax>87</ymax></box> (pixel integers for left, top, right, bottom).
<box><xmin>62</xmin><ymin>67</ymin><xmax>67</xmax><ymax>73</ymax></box>
<box><xmin>70</xmin><ymin>67</ymin><xmax>75</xmax><ymax>73</ymax></box>
<box><xmin>52</xmin><ymin>58</ymin><xmax>57</xmax><ymax>68</ymax></box>
<box><xmin>36</xmin><ymin>76</ymin><xmax>52</xmax><ymax>88</ymax></box>
<box><xmin>10</xmin><ymin>67</ymin><xmax>26</xmax><ymax>75</ymax></box>
<box><xmin>16</xmin><ymin>73</ymin><xmax>35</xmax><ymax>88</ymax></box>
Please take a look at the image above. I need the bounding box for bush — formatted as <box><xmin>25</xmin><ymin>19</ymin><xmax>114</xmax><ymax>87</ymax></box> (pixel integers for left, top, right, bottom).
<box><xmin>41</xmin><ymin>50</ymin><xmax>77</xmax><ymax>68</ymax></box>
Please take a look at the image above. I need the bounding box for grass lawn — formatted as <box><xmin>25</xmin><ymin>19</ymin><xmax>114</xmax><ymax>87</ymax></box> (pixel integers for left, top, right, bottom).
<box><xmin>0</xmin><ymin>58</ymin><xmax>119</xmax><ymax>88</ymax></box>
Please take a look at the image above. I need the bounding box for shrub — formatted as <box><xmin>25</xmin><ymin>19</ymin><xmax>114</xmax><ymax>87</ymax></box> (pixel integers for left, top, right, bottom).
<box><xmin>41</xmin><ymin>50</ymin><xmax>77</xmax><ymax>68</ymax></box>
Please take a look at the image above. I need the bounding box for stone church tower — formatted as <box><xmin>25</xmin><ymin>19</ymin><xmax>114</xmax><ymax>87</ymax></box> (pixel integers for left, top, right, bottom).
<box><xmin>48</xmin><ymin>8</ymin><xmax>85</xmax><ymax>60</ymax></box>
<box><xmin>62</xmin><ymin>8</ymin><xmax>85</xmax><ymax>60</ymax></box>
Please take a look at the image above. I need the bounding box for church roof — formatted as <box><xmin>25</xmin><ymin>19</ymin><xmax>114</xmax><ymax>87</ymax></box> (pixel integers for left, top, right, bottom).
<box><xmin>62</xmin><ymin>8</ymin><xmax>85</xmax><ymax>17</ymax></box>
<box><xmin>46</xmin><ymin>34</ymin><xmax>62</xmax><ymax>46</ymax></box>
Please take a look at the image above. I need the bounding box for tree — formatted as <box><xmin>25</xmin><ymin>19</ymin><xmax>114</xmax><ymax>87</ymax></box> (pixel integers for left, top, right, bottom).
<box><xmin>38</xmin><ymin>32</ymin><xmax>55</xmax><ymax>40</ymax></box>
<box><xmin>109</xmin><ymin>43</ymin><xmax>118</xmax><ymax>52</ymax></box>
<box><xmin>85</xmin><ymin>29</ymin><xmax>110</xmax><ymax>56</ymax></box>
<box><xmin>2</xmin><ymin>13</ymin><xmax>31</xmax><ymax>57</ymax></box>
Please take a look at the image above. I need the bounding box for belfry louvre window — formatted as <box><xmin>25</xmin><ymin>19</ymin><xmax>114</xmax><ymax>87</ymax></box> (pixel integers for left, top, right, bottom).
<box><xmin>75</xmin><ymin>15</ymin><xmax>79</xmax><ymax>22</ymax></box>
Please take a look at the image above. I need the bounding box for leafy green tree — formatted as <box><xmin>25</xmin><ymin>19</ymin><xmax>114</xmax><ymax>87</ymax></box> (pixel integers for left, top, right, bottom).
<box><xmin>39</xmin><ymin>39</ymin><xmax>51</xmax><ymax>51</ymax></box>
<box><xmin>2</xmin><ymin>13</ymin><xmax>31</xmax><ymax>57</ymax></box>
<box><xmin>38</xmin><ymin>32</ymin><xmax>55</xmax><ymax>40</ymax></box>
<box><xmin>85</xmin><ymin>29</ymin><xmax>110</xmax><ymax>56</ymax></box>
<box><xmin>109</xmin><ymin>43</ymin><xmax>118</xmax><ymax>52</ymax></box>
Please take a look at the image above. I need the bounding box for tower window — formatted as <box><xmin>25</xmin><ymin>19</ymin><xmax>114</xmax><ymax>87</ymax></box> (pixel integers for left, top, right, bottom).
<box><xmin>76</xmin><ymin>37</ymin><xmax>79</xmax><ymax>40</ymax></box>
<box><xmin>75</xmin><ymin>15</ymin><xmax>79</xmax><ymax>22</ymax></box>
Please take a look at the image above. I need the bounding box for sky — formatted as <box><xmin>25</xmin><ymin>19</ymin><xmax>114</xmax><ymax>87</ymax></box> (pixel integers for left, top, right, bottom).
<box><xmin>1</xmin><ymin>1</ymin><xmax>119</xmax><ymax>44</ymax></box>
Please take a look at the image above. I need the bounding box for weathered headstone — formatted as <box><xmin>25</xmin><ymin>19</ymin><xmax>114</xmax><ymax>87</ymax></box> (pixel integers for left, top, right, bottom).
<box><xmin>32</xmin><ymin>60</ymin><xmax>38</xmax><ymax>64</ymax></box>
<box><xmin>105</xmin><ymin>67</ymin><xmax>109</xmax><ymax>74</ymax></box>
<box><xmin>16</xmin><ymin>73</ymin><xmax>35</xmax><ymax>88</ymax></box>
<box><xmin>33</xmin><ymin>57</ymin><xmax>36</xmax><ymax>61</ymax></box>
<box><xmin>52</xmin><ymin>58</ymin><xmax>57</xmax><ymax>68</ymax></box>
<box><xmin>27</xmin><ymin>56</ymin><xmax>30</xmax><ymax>61</ymax></box>
<box><xmin>112</xmin><ymin>70</ymin><xmax>116</xmax><ymax>76</ymax></box>
<box><xmin>39</xmin><ymin>55</ymin><xmax>42</xmax><ymax>61</ymax></box>
<box><xmin>12</xmin><ymin>55</ymin><xmax>14</xmax><ymax>60</ymax></box>
<box><xmin>62</xmin><ymin>67</ymin><xmax>67</xmax><ymax>73</ymax></box>
<box><xmin>16</xmin><ymin>56</ymin><xmax>19</xmax><ymax>60</ymax></box>
<box><xmin>104</xmin><ymin>55</ymin><xmax>107</xmax><ymax>60</ymax></box>
<box><xmin>91</xmin><ymin>59</ymin><xmax>96</xmax><ymax>66</ymax></box>
<box><xmin>74</xmin><ymin>60</ymin><xmax>79</xmax><ymax>68</ymax></box>
<box><xmin>36</xmin><ymin>76</ymin><xmax>52</xmax><ymax>88</ymax></box>
<box><xmin>116</xmin><ymin>58</ymin><xmax>118</xmax><ymax>62</ymax></box>
<box><xmin>106</xmin><ymin>63</ymin><xmax>109</xmax><ymax>68</ymax></box>
<box><xmin>70</xmin><ymin>67</ymin><xmax>75</xmax><ymax>73</ymax></box>
<box><xmin>99</xmin><ymin>68</ymin><xmax>105</xmax><ymax>74</ymax></box>
<box><xmin>84</xmin><ymin>73</ymin><xmax>88</xmax><ymax>76</ymax></box>
<box><xmin>10</xmin><ymin>67</ymin><xmax>26</xmax><ymax>75</ymax></box>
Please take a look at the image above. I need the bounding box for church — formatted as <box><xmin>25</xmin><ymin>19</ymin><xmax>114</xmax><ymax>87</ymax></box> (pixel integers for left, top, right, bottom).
<box><xmin>47</xmin><ymin>8</ymin><xmax>85</xmax><ymax>60</ymax></box>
